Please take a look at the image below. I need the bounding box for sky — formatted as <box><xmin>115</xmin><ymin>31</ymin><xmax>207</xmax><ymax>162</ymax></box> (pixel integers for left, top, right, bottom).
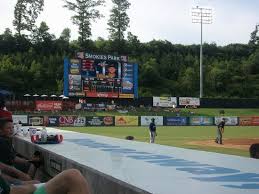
<box><xmin>0</xmin><ymin>0</ymin><xmax>258</xmax><ymax>45</ymax></box>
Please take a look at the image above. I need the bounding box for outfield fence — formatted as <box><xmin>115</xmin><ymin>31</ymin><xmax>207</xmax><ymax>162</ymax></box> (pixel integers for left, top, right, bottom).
<box><xmin>12</xmin><ymin>115</ymin><xmax>259</xmax><ymax>127</ymax></box>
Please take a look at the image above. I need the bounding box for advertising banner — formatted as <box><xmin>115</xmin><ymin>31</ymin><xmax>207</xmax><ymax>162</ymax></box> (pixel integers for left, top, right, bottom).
<box><xmin>179</xmin><ymin>97</ymin><xmax>200</xmax><ymax>106</ymax></box>
<box><xmin>153</xmin><ymin>97</ymin><xmax>177</xmax><ymax>107</ymax></box>
<box><xmin>59</xmin><ymin>116</ymin><xmax>75</xmax><ymax>127</ymax></box>
<box><xmin>69</xmin><ymin>74</ymin><xmax>82</xmax><ymax>92</ymax></box>
<box><xmin>189</xmin><ymin>117</ymin><xmax>214</xmax><ymax>126</ymax></box>
<box><xmin>140</xmin><ymin>116</ymin><xmax>164</xmax><ymax>126</ymax></box>
<box><xmin>215</xmin><ymin>117</ymin><xmax>238</xmax><ymax>126</ymax></box>
<box><xmin>164</xmin><ymin>117</ymin><xmax>187</xmax><ymax>126</ymax></box>
<box><xmin>239</xmin><ymin>117</ymin><xmax>259</xmax><ymax>126</ymax></box>
<box><xmin>74</xmin><ymin>117</ymin><xmax>86</xmax><ymax>127</ymax></box>
<box><xmin>122</xmin><ymin>63</ymin><xmax>134</xmax><ymax>94</ymax></box>
<box><xmin>86</xmin><ymin>116</ymin><xmax>114</xmax><ymax>126</ymax></box>
<box><xmin>35</xmin><ymin>101</ymin><xmax>63</xmax><ymax>111</ymax></box>
<box><xmin>70</xmin><ymin>59</ymin><xmax>80</xmax><ymax>75</ymax></box>
<box><xmin>12</xmin><ymin>115</ymin><xmax>28</xmax><ymax>125</ymax></box>
<box><xmin>115</xmin><ymin>116</ymin><xmax>139</xmax><ymax>126</ymax></box>
<box><xmin>28</xmin><ymin>116</ymin><xmax>44</xmax><ymax>126</ymax></box>
<box><xmin>47</xmin><ymin>116</ymin><xmax>59</xmax><ymax>127</ymax></box>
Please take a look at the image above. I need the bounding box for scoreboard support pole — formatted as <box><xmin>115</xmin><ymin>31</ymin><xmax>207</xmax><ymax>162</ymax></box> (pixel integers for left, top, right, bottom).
<box><xmin>63</xmin><ymin>58</ymin><xmax>69</xmax><ymax>97</ymax></box>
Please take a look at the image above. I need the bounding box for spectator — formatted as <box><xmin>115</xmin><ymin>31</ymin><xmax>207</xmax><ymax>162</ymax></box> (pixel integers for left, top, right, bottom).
<box><xmin>0</xmin><ymin>98</ymin><xmax>12</xmax><ymax>121</ymax></box>
<box><xmin>0</xmin><ymin>161</ymin><xmax>38</xmax><ymax>185</ymax></box>
<box><xmin>0</xmin><ymin>169</ymin><xmax>91</xmax><ymax>194</ymax></box>
<box><xmin>249</xmin><ymin>143</ymin><xmax>259</xmax><ymax>159</ymax></box>
<box><xmin>0</xmin><ymin>118</ymin><xmax>40</xmax><ymax>184</ymax></box>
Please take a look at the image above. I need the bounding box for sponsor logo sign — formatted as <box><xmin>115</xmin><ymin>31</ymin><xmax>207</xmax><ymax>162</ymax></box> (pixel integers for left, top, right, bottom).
<box><xmin>179</xmin><ymin>97</ymin><xmax>200</xmax><ymax>106</ymax></box>
<box><xmin>28</xmin><ymin>116</ymin><xmax>44</xmax><ymax>126</ymax></box>
<box><xmin>141</xmin><ymin>116</ymin><xmax>164</xmax><ymax>126</ymax></box>
<box><xmin>35</xmin><ymin>101</ymin><xmax>63</xmax><ymax>111</ymax></box>
<box><xmin>215</xmin><ymin>117</ymin><xmax>238</xmax><ymax>126</ymax></box>
<box><xmin>115</xmin><ymin>116</ymin><xmax>139</xmax><ymax>126</ymax></box>
<box><xmin>165</xmin><ymin>117</ymin><xmax>187</xmax><ymax>126</ymax></box>
<box><xmin>153</xmin><ymin>97</ymin><xmax>177</xmax><ymax>107</ymax></box>
<box><xmin>86</xmin><ymin>116</ymin><xmax>114</xmax><ymax>126</ymax></box>
<box><xmin>189</xmin><ymin>117</ymin><xmax>214</xmax><ymax>126</ymax></box>
<box><xmin>59</xmin><ymin>116</ymin><xmax>75</xmax><ymax>126</ymax></box>
<box><xmin>239</xmin><ymin>117</ymin><xmax>259</xmax><ymax>126</ymax></box>
<box><xmin>13</xmin><ymin>115</ymin><xmax>28</xmax><ymax>124</ymax></box>
<box><xmin>74</xmin><ymin>117</ymin><xmax>86</xmax><ymax>127</ymax></box>
<box><xmin>48</xmin><ymin>116</ymin><xmax>59</xmax><ymax>127</ymax></box>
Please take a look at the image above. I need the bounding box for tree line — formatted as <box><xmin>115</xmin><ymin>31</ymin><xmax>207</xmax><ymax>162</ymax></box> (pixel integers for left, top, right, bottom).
<box><xmin>0</xmin><ymin>0</ymin><xmax>259</xmax><ymax>98</ymax></box>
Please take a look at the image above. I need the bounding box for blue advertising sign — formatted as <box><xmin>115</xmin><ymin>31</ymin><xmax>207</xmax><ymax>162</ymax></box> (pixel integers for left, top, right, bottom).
<box><xmin>48</xmin><ymin>116</ymin><xmax>59</xmax><ymax>127</ymax></box>
<box><xmin>165</xmin><ymin>117</ymin><xmax>187</xmax><ymax>126</ymax></box>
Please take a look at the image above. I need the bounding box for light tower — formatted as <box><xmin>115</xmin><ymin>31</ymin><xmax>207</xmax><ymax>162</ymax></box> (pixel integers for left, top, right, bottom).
<box><xmin>192</xmin><ymin>6</ymin><xmax>212</xmax><ymax>98</ymax></box>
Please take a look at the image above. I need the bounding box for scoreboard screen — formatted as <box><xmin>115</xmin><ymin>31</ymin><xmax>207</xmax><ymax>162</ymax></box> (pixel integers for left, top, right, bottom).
<box><xmin>64</xmin><ymin>52</ymin><xmax>138</xmax><ymax>98</ymax></box>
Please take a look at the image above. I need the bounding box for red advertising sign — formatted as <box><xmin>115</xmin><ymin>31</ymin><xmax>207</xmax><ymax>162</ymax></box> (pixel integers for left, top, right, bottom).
<box><xmin>35</xmin><ymin>101</ymin><xmax>63</xmax><ymax>111</ymax></box>
<box><xmin>239</xmin><ymin>117</ymin><xmax>259</xmax><ymax>126</ymax></box>
<box><xmin>59</xmin><ymin>116</ymin><xmax>75</xmax><ymax>126</ymax></box>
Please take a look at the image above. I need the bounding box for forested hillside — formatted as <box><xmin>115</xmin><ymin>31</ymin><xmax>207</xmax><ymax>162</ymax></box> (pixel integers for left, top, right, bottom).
<box><xmin>0</xmin><ymin>0</ymin><xmax>259</xmax><ymax>98</ymax></box>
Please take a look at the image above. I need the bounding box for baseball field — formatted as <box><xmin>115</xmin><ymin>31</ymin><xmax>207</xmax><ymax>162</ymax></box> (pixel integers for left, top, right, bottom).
<box><xmin>61</xmin><ymin>125</ymin><xmax>259</xmax><ymax>158</ymax></box>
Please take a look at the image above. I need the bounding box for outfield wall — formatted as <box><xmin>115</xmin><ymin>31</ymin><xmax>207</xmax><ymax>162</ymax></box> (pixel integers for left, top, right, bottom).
<box><xmin>12</xmin><ymin>115</ymin><xmax>259</xmax><ymax>127</ymax></box>
<box><xmin>13</xmin><ymin>127</ymin><xmax>259</xmax><ymax>194</ymax></box>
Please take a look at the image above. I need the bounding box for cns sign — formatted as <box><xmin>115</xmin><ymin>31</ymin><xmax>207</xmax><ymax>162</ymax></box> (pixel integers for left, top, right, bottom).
<box><xmin>64</xmin><ymin>52</ymin><xmax>138</xmax><ymax>99</ymax></box>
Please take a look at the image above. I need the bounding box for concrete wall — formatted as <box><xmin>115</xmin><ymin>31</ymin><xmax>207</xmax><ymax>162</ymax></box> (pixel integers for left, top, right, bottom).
<box><xmin>13</xmin><ymin>137</ymin><xmax>150</xmax><ymax>194</ymax></box>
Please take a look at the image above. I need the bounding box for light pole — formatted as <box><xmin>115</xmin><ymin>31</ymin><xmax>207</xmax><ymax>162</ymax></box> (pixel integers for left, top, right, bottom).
<box><xmin>192</xmin><ymin>6</ymin><xmax>212</xmax><ymax>98</ymax></box>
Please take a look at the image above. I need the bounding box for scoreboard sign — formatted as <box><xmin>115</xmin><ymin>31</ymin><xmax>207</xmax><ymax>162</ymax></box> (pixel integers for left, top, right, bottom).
<box><xmin>64</xmin><ymin>52</ymin><xmax>138</xmax><ymax>98</ymax></box>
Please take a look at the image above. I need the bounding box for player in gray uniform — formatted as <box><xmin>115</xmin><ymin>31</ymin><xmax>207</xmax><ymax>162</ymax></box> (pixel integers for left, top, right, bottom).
<box><xmin>149</xmin><ymin>118</ymin><xmax>157</xmax><ymax>143</ymax></box>
<box><xmin>215</xmin><ymin>118</ymin><xmax>226</xmax><ymax>144</ymax></box>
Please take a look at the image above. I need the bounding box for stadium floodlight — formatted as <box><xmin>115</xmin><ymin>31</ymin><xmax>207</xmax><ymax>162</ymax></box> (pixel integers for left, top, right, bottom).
<box><xmin>192</xmin><ymin>6</ymin><xmax>212</xmax><ymax>98</ymax></box>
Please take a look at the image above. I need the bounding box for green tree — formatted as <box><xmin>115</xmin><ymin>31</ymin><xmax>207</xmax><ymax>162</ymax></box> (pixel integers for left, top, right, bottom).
<box><xmin>60</xmin><ymin>28</ymin><xmax>71</xmax><ymax>42</ymax></box>
<box><xmin>63</xmin><ymin>0</ymin><xmax>105</xmax><ymax>44</ymax></box>
<box><xmin>13</xmin><ymin>0</ymin><xmax>44</xmax><ymax>36</ymax></box>
<box><xmin>249</xmin><ymin>24</ymin><xmax>259</xmax><ymax>45</ymax></box>
<box><xmin>32</xmin><ymin>21</ymin><xmax>54</xmax><ymax>43</ymax></box>
<box><xmin>107</xmin><ymin>0</ymin><xmax>130</xmax><ymax>42</ymax></box>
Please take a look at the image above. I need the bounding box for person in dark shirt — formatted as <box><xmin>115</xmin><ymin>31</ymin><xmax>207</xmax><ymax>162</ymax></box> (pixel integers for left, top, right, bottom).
<box><xmin>149</xmin><ymin>118</ymin><xmax>157</xmax><ymax>143</ymax></box>
<box><xmin>215</xmin><ymin>118</ymin><xmax>226</xmax><ymax>144</ymax></box>
<box><xmin>0</xmin><ymin>118</ymin><xmax>40</xmax><ymax>185</ymax></box>
<box><xmin>0</xmin><ymin>98</ymin><xmax>12</xmax><ymax>122</ymax></box>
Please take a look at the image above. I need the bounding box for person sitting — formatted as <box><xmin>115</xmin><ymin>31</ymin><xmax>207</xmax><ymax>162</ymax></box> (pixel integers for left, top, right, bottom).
<box><xmin>249</xmin><ymin>143</ymin><xmax>259</xmax><ymax>159</ymax></box>
<box><xmin>0</xmin><ymin>98</ymin><xmax>12</xmax><ymax>121</ymax></box>
<box><xmin>0</xmin><ymin>118</ymin><xmax>40</xmax><ymax>184</ymax></box>
<box><xmin>0</xmin><ymin>161</ymin><xmax>38</xmax><ymax>185</ymax></box>
<box><xmin>0</xmin><ymin>169</ymin><xmax>91</xmax><ymax>194</ymax></box>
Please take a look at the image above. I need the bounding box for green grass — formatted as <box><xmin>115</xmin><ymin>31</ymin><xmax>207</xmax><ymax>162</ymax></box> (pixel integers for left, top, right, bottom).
<box><xmin>61</xmin><ymin>126</ymin><xmax>259</xmax><ymax>157</ymax></box>
<box><xmin>14</xmin><ymin>108</ymin><xmax>259</xmax><ymax>117</ymax></box>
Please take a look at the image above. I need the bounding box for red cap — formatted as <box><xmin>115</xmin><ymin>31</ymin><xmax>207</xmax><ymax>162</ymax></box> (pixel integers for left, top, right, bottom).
<box><xmin>0</xmin><ymin>110</ymin><xmax>13</xmax><ymax>121</ymax></box>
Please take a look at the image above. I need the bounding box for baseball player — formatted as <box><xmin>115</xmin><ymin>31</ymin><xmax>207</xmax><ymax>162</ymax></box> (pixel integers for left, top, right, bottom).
<box><xmin>215</xmin><ymin>118</ymin><xmax>226</xmax><ymax>144</ymax></box>
<box><xmin>149</xmin><ymin>118</ymin><xmax>157</xmax><ymax>143</ymax></box>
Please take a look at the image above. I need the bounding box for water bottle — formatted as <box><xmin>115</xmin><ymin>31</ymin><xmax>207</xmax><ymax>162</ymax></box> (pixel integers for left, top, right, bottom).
<box><xmin>41</xmin><ymin>127</ymin><xmax>48</xmax><ymax>142</ymax></box>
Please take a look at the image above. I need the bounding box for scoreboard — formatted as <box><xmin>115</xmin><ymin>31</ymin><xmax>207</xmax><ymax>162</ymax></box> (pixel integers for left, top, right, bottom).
<box><xmin>64</xmin><ymin>52</ymin><xmax>138</xmax><ymax>98</ymax></box>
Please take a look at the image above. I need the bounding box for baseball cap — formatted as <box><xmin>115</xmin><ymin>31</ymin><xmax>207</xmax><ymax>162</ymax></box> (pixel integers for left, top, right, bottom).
<box><xmin>0</xmin><ymin>109</ymin><xmax>13</xmax><ymax>121</ymax></box>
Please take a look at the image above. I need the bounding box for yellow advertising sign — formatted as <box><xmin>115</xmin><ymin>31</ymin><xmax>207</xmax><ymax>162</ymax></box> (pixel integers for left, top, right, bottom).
<box><xmin>115</xmin><ymin>116</ymin><xmax>139</xmax><ymax>126</ymax></box>
<box><xmin>119</xmin><ymin>94</ymin><xmax>134</xmax><ymax>98</ymax></box>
